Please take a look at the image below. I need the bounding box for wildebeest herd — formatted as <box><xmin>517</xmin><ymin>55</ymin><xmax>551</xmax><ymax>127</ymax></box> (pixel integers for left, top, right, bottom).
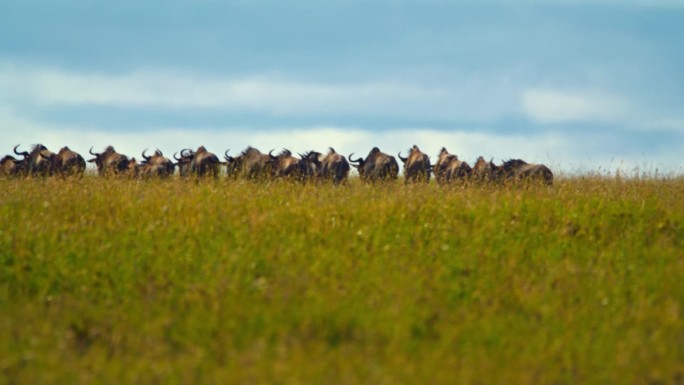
<box><xmin>1</xmin><ymin>144</ymin><xmax>553</xmax><ymax>185</ymax></box>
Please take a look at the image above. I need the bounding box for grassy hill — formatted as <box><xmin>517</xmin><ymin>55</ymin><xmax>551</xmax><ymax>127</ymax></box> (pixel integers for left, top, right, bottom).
<box><xmin>1</xmin><ymin>176</ymin><xmax>682</xmax><ymax>384</ymax></box>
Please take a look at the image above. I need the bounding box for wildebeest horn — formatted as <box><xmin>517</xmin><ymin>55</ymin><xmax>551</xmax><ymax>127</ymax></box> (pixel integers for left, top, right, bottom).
<box><xmin>398</xmin><ymin>152</ymin><xmax>408</xmax><ymax>163</ymax></box>
<box><xmin>348</xmin><ymin>153</ymin><xmax>363</xmax><ymax>164</ymax></box>
<box><xmin>268</xmin><ymin>149</ymin><xmax>276</xmax><ymax>159</ymax></box>
<box><xmin>142</xmin><ymin>148</ymin><xmax>150</xmax><ymax>161</ymax></box>
<box><xmin>89</xmin><ymin>146</ymin><xmax>99</xmax><ymax>156</ymax></box>
<box><xmin>180</xmin><ymin>148</ymin><xmax>193</xmax><ymax>157</ymax></box>
<box><xmin>173</xmin><ymin>152</ymin><xmax>180</xmax><ymax>161</ymax></box>
<box><xmin>13</xmin><ymin>145</ymin><xmax>29</xmax><ymax>157</ymax></box>
<box><xmin>155</xmin><ymin>149</ymin><xmax>163</xmax><ymax>156</ymax></box>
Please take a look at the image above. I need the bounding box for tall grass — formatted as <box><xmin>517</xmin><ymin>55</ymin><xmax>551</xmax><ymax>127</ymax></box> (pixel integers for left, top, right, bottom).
<box><xmin>1</xmin><ymin>177</ymin><xmax>682</xmax><ymax>384</ymax></box>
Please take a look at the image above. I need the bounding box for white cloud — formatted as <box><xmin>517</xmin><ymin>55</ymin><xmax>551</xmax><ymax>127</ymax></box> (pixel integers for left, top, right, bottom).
<box><xmin>0</xmin><ymin>64</ymin><xmax>490</xmax><ymax>121</ymax></box>
<box><xmin>521</xmin><ymin>89</ymin><xmax>628</xmax><ymax>124</ymax></box>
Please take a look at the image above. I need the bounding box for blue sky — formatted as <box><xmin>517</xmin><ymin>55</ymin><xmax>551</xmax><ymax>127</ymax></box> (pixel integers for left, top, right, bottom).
<box><xmin>1</xmin><ymin>0</ymin><xmax>683</xmax><ymax>174</ymax></box>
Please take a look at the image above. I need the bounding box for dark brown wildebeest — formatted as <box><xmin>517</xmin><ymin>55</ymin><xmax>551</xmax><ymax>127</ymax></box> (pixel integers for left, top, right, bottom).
<box><xmin>52</xmin><ymin>146</ymin><xmax>86</xmax><ymax>178</ymax></box>
<box><xmin>88</xmin><ymin>146</ymin><xmax>132</xmax><ymax>177</ymax></box>
<box><xmin>174</xmin><ymin>146</ymin><xmax>220</xmax><ymax>178</ymax></box>
<box><xmin>139</xmin><ymin>149</ymin><xmax>175</xmax><ymax>179</ymax></box>
<box><xmin>269</xmin><ymin>149</ymin><xmax>306</xmax><ymax>181</ymax></box>
<box><xmin>348</xmin><ymin>147</ymin><xmax>399</xmax><ymax>183</ymax></box>
<box><xmin>398</xmin><ymin>145</ymin><xmax>432</xmax><ymax>184</ymax></box>
<box><xmin>225</xmin><ymin>147</ymin><xmax>273</xmax><ymax>180</ymax></box>
<box><xmin>14</xmin><ymin>144</ymin><xmax>55</xmax><ymax>177</ymax></box>
<box><xmin>317</xmin><ymin>147</ymin><xmax>350</xmax><ymax>185</ymax></box>
<box><xmin>499</xmin><ymin>159</ymin><xmax>553</xmax><ymax>186</ymax></box>
<box><xmin>0</xmin><ymin>155</ymin><xmax>25</xmax><ymax>177</ymax></box>
<box><xmin>432</xmin><ymin>147</ymin><xmax>471</xmax><ymax>185</ymax></box>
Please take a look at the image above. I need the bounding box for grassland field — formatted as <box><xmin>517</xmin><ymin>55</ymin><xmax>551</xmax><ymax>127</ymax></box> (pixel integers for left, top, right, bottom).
<box><xmin>0</xmin><ymin>175</ymin><xmax>683</xmax><ymax>384</ymax></box>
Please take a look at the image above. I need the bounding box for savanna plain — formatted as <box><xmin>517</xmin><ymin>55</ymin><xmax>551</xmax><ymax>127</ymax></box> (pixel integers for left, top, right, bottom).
<box><xmin>0</xmin><ymin>175</ymin><xmax>682</xmax><ymax>384</ymax></box>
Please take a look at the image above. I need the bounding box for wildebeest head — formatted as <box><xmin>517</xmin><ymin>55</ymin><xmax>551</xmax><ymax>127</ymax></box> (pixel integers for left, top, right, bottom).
<box><xmin>348</xmin><ymin>147</ymin><xmax>399</xmax><ymax>182</ymax></box>
<box><xmin>88</xmin><ymin>146</ymin><xmax>131</xmax><ymax>177</ymax></box>
<box><xmin>398</xmin><ymin>145</ymin><xmax>432</xmax><ymax>184</ymax></box>
<box><xmin>300</xmin><ymin>150</ymin><xmax>323</xmax><ymax>181</ymax></box>
<box><xmin>173</xmin><ymin>148</ymin><xmax>195</xmax><ymax>178</ymax></box>
<box><xmin>140</xmin><ymin>148</ymin><xmax>175</xmax><ymax>178</ymax></box>
<box><xmin>224</xmin><ymin>149</ymin><xmax>239</xmax><ymax>178</ymax></box>
<box><xmin>5</xmin><ymin>145</ymin><xmax>30</xmax><ymax>177</ymax></box>
<box><xmin>15</xmin><ymin>144</ymin><xmax>55</xmax><ymax>177</ymax></box>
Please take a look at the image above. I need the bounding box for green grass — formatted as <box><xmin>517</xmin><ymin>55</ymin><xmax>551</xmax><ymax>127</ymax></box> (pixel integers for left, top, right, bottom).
<box><xmin>1</xmin><ymin>177</ymin><xmax>682</xmax><ymax>384</ymax></box>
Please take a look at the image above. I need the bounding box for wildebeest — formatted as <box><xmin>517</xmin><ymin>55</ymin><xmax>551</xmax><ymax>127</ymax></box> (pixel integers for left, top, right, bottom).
<box><xmin>88</xmin><ymin>146</ymin><xmax>133</xmax><ymax>177</ymax></box>
<box><xmin>432</xmin><ymin>147</ymin><xmax>471</xmax><ymax>185</ymax></box>
<box><xmin>173</xmin><ymin>146</ymin><xmax>220</xmax><ymax>178</ymax></box>
<box><xmin>139</xmin><ymin>149</ymin><xmax>175</xmax><ymax>178</ymax></box>
<box><xmin>499</xmin><ymin>159</ymin><xmax>553</xmax><ymax>185</ymax></box>
<box><xmin>472</xmin><ymin>156</ymin><xmax>498</xmax><ymax>183</ymax></box>
<box><xmin>126</xmin><ymin>157</ymin><xmax>141</xmax><ymax>178</ymax></box>
<box><xmin>300</xmin><ymin>150</ymin><xmax>323</xmax><ymax>181</ymax></box>
<box><xmin>14</xmin><ymin>144</ymin><xmax>55</xmax><ymax>177</ymax></box>
<box><xmin>317</xmin><ymin>147</ymin><xmax>350</xmax><ymax>185</ymax></box>
<box><xmin>0</xmin><ymin>155</ymin><xmax>25</xmax><ymax>177</ymax></box>
<box><xmin>268</xmin><ymin>149</ymin><xmax>307</xmax><ymax>181</ymax></box>
<box><xmin>174</xmin><ymin>149</ymin><xmax>193</xmax><ymax>177</ymax></box>
<box><xmin>398</xmin><ymin>145</ymin><xmax>432</xmax><ymax>184</ymax></box>
<box><xmin>52</xmin><ymin>146</ymin><xmax>86</xmax><ymax>178</ymax></box>
<box><xmin>348</xmin><ymin>147</ymin><xmax>399</xmax><ymax>182</ymax></box>
<box><xmin>224</xmin><ymin>147</ymin><xmax>273</xmax><ymax>180</ymax></box>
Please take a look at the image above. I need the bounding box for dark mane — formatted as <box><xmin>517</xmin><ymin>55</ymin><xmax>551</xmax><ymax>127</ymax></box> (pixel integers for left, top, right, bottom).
<box><xmin>503</xmin><ymin>159</ymin><xmax>528</xmax><ymax>169</ymax></box>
